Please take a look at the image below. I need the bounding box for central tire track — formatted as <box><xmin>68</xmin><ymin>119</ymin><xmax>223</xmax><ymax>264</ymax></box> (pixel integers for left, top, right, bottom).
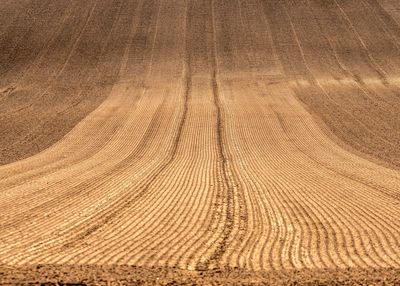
<box><xmin>196</xmin><ymin>0</ymin><xmax>247</xmax><ymax>270</ymax></box>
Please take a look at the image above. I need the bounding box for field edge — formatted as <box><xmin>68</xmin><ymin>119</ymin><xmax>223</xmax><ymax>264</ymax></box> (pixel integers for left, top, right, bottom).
<box><xmin>1</xmin><ymin>264</ymin><xmax>399</xmax><ymax>285</ymax></box>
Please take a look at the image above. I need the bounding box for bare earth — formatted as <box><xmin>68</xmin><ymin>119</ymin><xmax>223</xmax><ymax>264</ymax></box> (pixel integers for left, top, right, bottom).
<box><xmin>1</xmin><ymin>265</ymin><xmax>399</xmax><ymax>285</ymax></box>
<box><xmin>0</xmin><ymin>0</ymin><xmax>399</xmax><ymax>285</ymax></box>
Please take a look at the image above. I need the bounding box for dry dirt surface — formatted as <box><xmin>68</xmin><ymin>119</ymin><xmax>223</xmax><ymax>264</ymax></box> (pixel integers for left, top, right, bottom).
<box><xmin>0</xmin><ymin>0</ymin><xmax>400</xmax><ymax>285</ymax></box>
<box><xmin>1</xmin><ymin>265</ymin><xmax>399</xmax><ymax>285</ymax></box>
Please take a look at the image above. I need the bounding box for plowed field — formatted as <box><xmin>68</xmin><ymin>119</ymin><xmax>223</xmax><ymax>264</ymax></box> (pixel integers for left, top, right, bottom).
<box><xmin>1</xmin><ymin>0</ymin><xmax>399</xmax><ymax>284</ymax></box>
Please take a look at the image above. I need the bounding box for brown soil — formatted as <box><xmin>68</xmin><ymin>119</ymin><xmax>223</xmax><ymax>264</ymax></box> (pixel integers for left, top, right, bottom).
<box><xmin>0</xmin><ymin>0</ymin><xmax>399</xmax><ymax>285</ymax></box>
<box><xmin>1</xmin><ymin>1</ymin><xmax>399</xmax><ymax>170</ymax></box>
<box><xmin>262</xmin><ymin>0</ymin><xmax>400</xmax><ymax>169</ymax></box>
<box><xmin>1</xmin><ymin>265</ymin><xmax>399</xmax><ymax>285</ymax></box>
<box><xmin>0</xmin><ymin>0</ymin><xmax>132</xmax><ymax>165</ymax></box>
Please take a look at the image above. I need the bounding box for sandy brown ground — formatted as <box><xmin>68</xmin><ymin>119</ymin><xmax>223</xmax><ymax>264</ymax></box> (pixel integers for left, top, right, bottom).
<box><xmin>268</xmin><ymin>0</ymin><xmax>400</xmax><ymax>170</ymax></box>
<box><xmin>1</xmin><ymin>0</ymin><xmax>400</xmax><ymax>284</ymax></box>
<box><xmin>0</xmin><ymin>0</ymin><xmax>131</xmax><ymax>165</ymax></box>
<box><xmin>1</xmin><ymin>0</ymin><xmax>400</xmax><ymax>170</ymax></box>
<box><xmin>1</xmin><ymin>265</ymin><xmax>399</xmax><ymax>285</ymax></box>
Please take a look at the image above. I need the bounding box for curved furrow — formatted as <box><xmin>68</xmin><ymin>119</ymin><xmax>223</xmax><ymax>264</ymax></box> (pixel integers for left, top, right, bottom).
<box><xmin>0</xmin><ymin>0</ymin><xmax>127</xmax><ymax>153</ymax></box>
<box><xmin>236</xmin><ymin>1</ymin><xmax>315</xmax><ymax>271</ymax></box>
<box><xmin>0</xmin><ymin>0</ymin><xmax>135</xmax><ymax>166</ymax></box>
<box><xmin>284</xmin><ymin>113</ymin><xmax>400</xmax><ymax>212</ymax></box>
<box><xmin>224</xmin><ymin>89</ymin><xmax>342</xmax><ymax>269</ymax></box>
<box><xmin>77</xmin><ymin>102</ymin><xmax>214</xmax><ymax>265</ymax></box>
<box><xmin>114</xmin><ymin>1</ymin><xmax>221</xmax><ymax>268</ymax></box>
<box><xmin>1</xmin><ymin>0</ymin><xmax>400</xmax><ymax>277</ymax></box>
<box><xmin>0</xmin><ymin>90</ymin><xmax>176</xmax><ymax>263</ymax></box>
<box><xmin>271</xmin><ymin>89</ymin><xmax>400</xmax><ymax>265</ymax></box>
<box><xmin>0</xmin><ymin>0</ymin><xmax>193</xmax><ymax>264</ymax></box>
<box><xmin>282</xmin><ymin>0</ymin><xmax>400</xmax><ymax>183</ymax></box>
<box><xmin>223</xmin><ymin>3</ymin><xmax>346</xmax><ymax>270</ymax></box>
<box><xmin>260</xmin><ymin>82</ymin><xmax>400</xmax><ymax>265</ymax></box>
<box><xmin>0</xmin><ymin>0</ymin><xmax>161</xmax><ymax>201</ymax></box>
<box><xmin>262</xmin><ymin>0</ymin><xmax>400</xmax><ymax>169</ymax></box>
<box><xmin>219</xmin><ymin>70</ymin><xmax>400</xmax><ymax>270</ymax></box>
<box><xmin>0</xmin><ymin>92</ymin><xmax>164</xmax><ymax>227</ymax></box>
<box><xmin>250</xmin><ymin>116</ymin><xmax>380</xmax><ymax>268</ymax></box>
<box><xmin>276</xmin><ymin>116</ymin><xmax>399</xmax><ymax>267</ymax></box>
<box><xmin>0</xmin><ymin>0</ymin><xmax>150</xmax><ymax>185</ymax></box>
<box><xmin>70</xmin><ymin>2</ymin><xmax>194</xmax><ymax>265</ymax></box>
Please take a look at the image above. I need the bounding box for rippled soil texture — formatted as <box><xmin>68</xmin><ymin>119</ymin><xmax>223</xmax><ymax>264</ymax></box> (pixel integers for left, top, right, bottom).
<box><xmin>1</xmin><ymin>0</ymin><xmax>400</xmax><ymax>285</ymax></box>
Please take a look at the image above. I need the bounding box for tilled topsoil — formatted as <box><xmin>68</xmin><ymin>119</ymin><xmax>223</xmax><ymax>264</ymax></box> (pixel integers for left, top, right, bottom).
<box><xmin>1</xmin><ymin>0</ymin><xmax>400</xmax><ymax>285</ymax></box>
<box><xmin>0</xmin><ymin>265</ymin><xmax>399</xmax><ymax>285</ymax></box>
<box><xmin>1</xmin><ymin>0</ymin><xmax>400</xmax><ymax>170</ymax></box>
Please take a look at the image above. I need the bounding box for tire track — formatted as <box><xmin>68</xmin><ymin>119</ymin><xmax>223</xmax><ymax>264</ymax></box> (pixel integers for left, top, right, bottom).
<box><xmin>195</xmin><ymin>0</ymin><xmax>248</xmax><ymax>270</ymax></box>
